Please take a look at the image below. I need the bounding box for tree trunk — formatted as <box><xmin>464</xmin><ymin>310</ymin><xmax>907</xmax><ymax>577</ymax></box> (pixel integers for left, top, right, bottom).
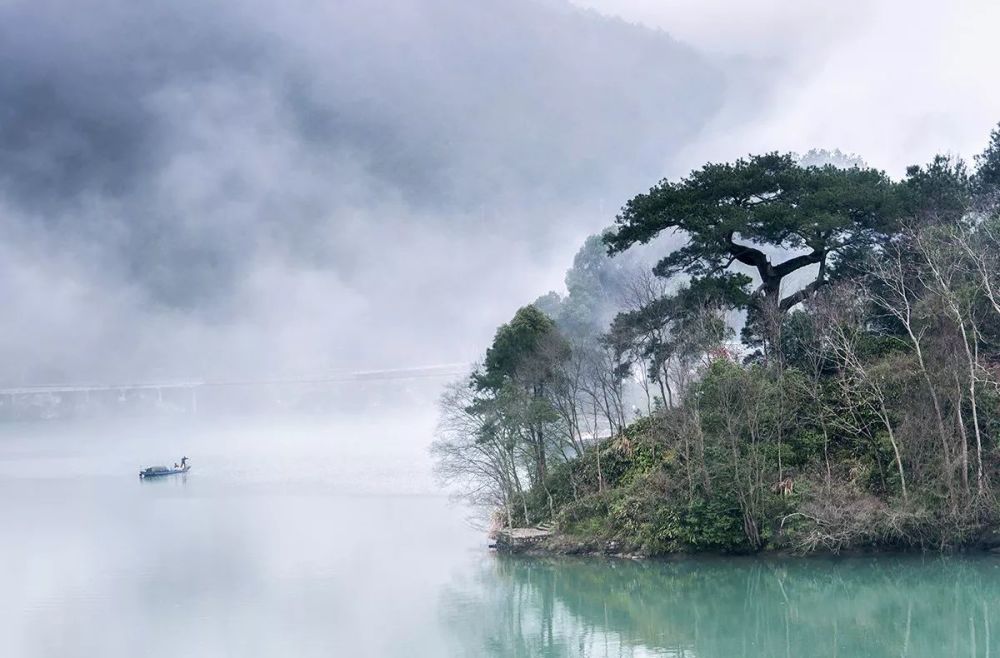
<box><xmin>954</xmin><ymin>373</ymin><xmax>971</xmax><ymax>496</ymax></box>
<box><xmin>910</xmin><ymin>336</ymin><xmax>953</xmax><ymax>501</ymax></box>
<box><xmin>878</xmin><ymin>400</ymin><xmax>908</xmax><ymax>502</ymax></box>
<box><xmin>956</xmin><ymin>318</ymin><xmax>985</xmax><ymax>495</ymax></box>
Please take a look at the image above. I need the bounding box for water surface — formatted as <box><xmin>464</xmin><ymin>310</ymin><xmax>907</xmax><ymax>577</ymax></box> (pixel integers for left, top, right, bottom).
<box><xmin>1</xmin><ymin>415</ymin><xmax>998</xmax><ymax>657</ymax></box>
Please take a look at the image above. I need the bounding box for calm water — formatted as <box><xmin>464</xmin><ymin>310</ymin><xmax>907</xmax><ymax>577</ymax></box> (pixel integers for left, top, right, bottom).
<box><xmin>2</xmin><ymin>415</ymin><xmax>1000</xmax><ymax>657</ymax></box>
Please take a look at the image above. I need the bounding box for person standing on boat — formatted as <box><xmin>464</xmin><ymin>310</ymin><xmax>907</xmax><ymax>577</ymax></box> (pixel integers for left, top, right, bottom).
<box><xmin>180</xmin><ymin>456</ymin><xmax>188</xmax><ymax>468</ymax></box>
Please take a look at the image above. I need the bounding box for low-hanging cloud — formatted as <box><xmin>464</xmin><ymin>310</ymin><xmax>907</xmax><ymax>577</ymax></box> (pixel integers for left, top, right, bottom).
<box><xmin>573</xmin><ymin>0</ymin><xmax>1000</xmax><ymax>176</ymax></box>
<box><xmin>0</xmin><ymin>0</ymin><xmax>732</xmax><ymax>384</ymax></box>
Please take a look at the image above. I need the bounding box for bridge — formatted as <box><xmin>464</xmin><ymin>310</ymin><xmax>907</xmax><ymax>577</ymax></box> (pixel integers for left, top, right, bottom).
<box><xmin>0</xmin><ymin>363</ymin><xmax>473</xmax><ymax>418</ymax></box>
<box><xmin>0</xmin><ymin>363</ymin><xmax>472</xmax><ymax>394</ymax></box>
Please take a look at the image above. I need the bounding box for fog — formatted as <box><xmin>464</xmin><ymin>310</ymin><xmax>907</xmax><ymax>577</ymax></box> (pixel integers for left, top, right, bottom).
<box><xmin>574</xmin><ymin>0</ymin><xmax>1000</xmax><ymax>176</ymax></box>
<box><xmin>0</xmin><ymin>413</ymin><xmax>488</xmax><ymax>657</ymax></box>
<box><xmin>3</xmin><ymin>4</ymin><xmax>1000</xmax><ymax>655</ymax></box>
<box><xmin>0</xmin><ymin>0</ymin><xmax>996</xmax><ymax>387</ymax></box>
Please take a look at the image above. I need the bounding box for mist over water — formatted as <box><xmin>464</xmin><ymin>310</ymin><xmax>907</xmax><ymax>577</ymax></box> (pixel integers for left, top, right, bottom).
<box><xmin>0</xmin><ymin>411</ymin><xmax>481</xmax><ymax>657</ymax></box>
<box><xmin>4</xmin><ymin>412</ymin><xmax>999</xmax><ymax>657</ymax></box>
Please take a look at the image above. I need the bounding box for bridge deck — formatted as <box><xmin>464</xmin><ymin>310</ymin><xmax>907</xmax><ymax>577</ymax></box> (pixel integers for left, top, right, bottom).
<box><xmin>0</xmin><ymin>363</ymin><xmax>472</xmax><ymax>396</ymax></box>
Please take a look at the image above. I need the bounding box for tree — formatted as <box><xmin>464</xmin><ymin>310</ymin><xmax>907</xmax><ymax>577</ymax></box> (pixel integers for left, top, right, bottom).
<box><xmin>474</xmin><ymin>305</ymin><xmax>569</xmax><ymax>486</ymax></box>
<box><xmin>797</xmin><ymin>148</ymin><xmax>866</xmax><ymax>170</ymax></box>
<box><xmin>819</xmin><ymin>285</ymin><xmax>910</xmax><ymax>502</ymax></box>
<box><xmin>974</xmin><ymin>121</ymin><xmax>1000</xmax><ymax>205</ymax></box>
<box><xmin>607</xmin><ymin>272</ymin><xmax>739</xmax><ymax>408</ymax></box>
<box><xmin>534</xmin><ymin>232</ymin><xmax>655</xmax><ymax>343</ymax></box>
<box><xmin>432</xmin><ymin>380</ymin><xmax>525</xmax><ymax>526</ymax></box>
<box><xmin>475</xmin><ymin>305</ymin><xmax>563</xmax><ymax>392</ymax></box>
<box><xmin>695</xmin><ymin>359</ymin><xmax>793</xmax><ymax>549</ymax></box>
<box><xmin>604</xmin><ymin>153</ymin><xmax>899</xmax><ymax>349</ymax></box>
<box><xmin>864</xmin><ymin>241</ymin><xmax>955</xmax><ymax>499</ymax></box>
<box><xmin>913</xmin><ymin>226</ymin><xmax>988</xmax><ymax>496</ymax></box>
<box><xmin>900</xmin><ymin>154</ymin><xmax>970</xmax><ymax>225</ymax></box>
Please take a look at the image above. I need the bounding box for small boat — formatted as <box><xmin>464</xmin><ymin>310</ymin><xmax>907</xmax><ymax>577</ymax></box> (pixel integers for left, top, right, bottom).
<box><xmin>139</xmin><ymin>465</ymin><xmax>191</xmax><ymax>478</ymax></box>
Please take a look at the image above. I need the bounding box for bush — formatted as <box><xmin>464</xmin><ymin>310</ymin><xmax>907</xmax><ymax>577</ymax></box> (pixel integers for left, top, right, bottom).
<box><xmin>560</xmin><ymin>470</ymin><xmax>751</xmax><ymax>555</ymax></box>
<box><xmin>557</xmin><ymin>492</ymin><xmax>612</xmax><ymax>538</ymax></box>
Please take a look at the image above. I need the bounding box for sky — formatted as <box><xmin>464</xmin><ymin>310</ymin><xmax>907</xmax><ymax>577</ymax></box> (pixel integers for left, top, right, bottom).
<box><xmin>0</xmin><ymin>0</ymin><xmax>997</xmax><ymax>385</ymax></box>
<box><xmin>573</xmin><ymin>0</ymin><xmax>1000</xmax><ymax>176</ymax></box>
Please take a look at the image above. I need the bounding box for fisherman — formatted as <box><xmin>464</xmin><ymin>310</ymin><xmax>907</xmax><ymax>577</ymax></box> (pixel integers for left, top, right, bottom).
<box><xmin>180</xmin><ymin>456</ymin><xmax>189</xmax><ymax>468</ymax></box>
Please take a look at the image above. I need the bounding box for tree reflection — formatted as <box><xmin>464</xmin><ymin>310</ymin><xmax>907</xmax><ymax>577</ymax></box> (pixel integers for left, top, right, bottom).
<box><xmin>441</xmin><ymin>555</ymin><xmax>1000</xmax><ymax>657</ymax></box>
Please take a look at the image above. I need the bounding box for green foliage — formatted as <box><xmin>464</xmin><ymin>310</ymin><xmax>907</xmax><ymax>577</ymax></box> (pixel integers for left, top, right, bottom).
<box><xmin>662</xmin><ymin>496</ymin><xmax>750</xmax><ymax>552</ymax></box>
<box><xmin>558</xmin><ymin>492</ymin><xmax>611</xmax><ymax>529</ymax></box>
<box><xmin>534</xmin><ymin>231</ymin><xmax>669</xmax><ymax>343</ymax></box>
<box><xmin>605</xmin><ymin>154</ymin><xmax>896</xmax><ymax>264</ymax></box>
<box><xmin>901</xmin><ymin>154</ymin><xmax>971</xmax><ymax>224</ymax></box>
<box><xmin>694</xmin><ymin>359</ymin><xmax>790</xmax><ymax>439</ymax></box>
<box><xmin>521</xmin><ymin>422</ymin><xmax>676</xmax><ymax>524</ymax></box>
<box><xmin>606</xmin><ymin>276</ymin><xmax>738</xmax><ymax>384</ymax></box>
<box><xmin>604</xmin><ymin>153</ymin><xmax>899</xmax><ymax>318</ymax></box>
<box><xmin>779</xmin><ymin>310</ymin><xmax>826</xmax><ymax>372</ymax></box>
<box><xmin>974</xmin><ymin>121</ymin><xmax>1000</xmax><ymax>198</ymax></box>
<box><xmin>559</xmin><ymin>234</ymin><xmax>633</xmax><ymax>338</ymax></box>
<box><xmin>475</xmin><ymin>305</ymin><xmax>565</xmax><ymax>392</ymax></box>
<box><xmin>775</xmin><ymin>429</ymin><xmax>827</xmax><ymax>468</ymax></box>
<box><xmin>557</xmin><ymin>479</ymin><xmax>751</xmax><ymax>554</ymax></box>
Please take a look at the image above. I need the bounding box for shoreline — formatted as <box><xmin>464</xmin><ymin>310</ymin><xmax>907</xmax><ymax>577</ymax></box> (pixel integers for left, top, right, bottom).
<box><xmin>492</xmin><ymin>531</ymin><xmax>1000</xmax><ymax>560</ymax></box>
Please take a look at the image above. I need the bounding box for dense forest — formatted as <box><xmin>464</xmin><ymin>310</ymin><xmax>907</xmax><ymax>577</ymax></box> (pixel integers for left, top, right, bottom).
<box><xmin>433</xmin><ymin>124</ymin><xmax>1000</xmax><ymax>555</ymax></box>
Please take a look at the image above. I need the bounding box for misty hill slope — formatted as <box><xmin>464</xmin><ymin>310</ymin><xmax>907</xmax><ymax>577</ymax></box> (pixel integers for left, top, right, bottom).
<box><xmin>0</xmin><ymin>0</ymin><xmax>726</xmax><ymax>381</ymax></box>
<box><xmin>0</xmin><ymin>0</ymin><xmax>722</xmax><ymax>214</ymax></box>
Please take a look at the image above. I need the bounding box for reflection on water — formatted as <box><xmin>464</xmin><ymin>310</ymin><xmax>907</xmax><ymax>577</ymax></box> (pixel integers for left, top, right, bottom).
<box><xmin>3</xmin><ymin>416</ymin><xmax>1000</xmax><ymax>657</ymax></box>
<box><xmin>443</xmin><ymin>555</ymin><xmax>1000</xmax><ymax>657</ymax></box>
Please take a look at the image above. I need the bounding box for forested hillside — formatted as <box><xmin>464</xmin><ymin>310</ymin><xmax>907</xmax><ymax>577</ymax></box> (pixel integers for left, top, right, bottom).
<box><xmin>434</xmin><ymin>125</ymin><xmax>1000</xmax><ymax>554</ymax></box>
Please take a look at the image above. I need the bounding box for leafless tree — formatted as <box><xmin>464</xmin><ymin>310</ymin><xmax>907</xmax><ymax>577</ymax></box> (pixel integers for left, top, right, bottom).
<box><xmin>915</xmin><ymin>227</ymin><xmax>986</xmax><ymax>495</ymax></box>
<box><xmin>867</xmin><ymin>240</ymin><xmax>956</xmax><ymax>499</ymax></box>
<box><xmin>820</xmin><ymin>285</ymin><xmax>909</xmax><ymax>501</ymax></box>
<box><xmin>432</xmin><ymin>380</ymin><xmax>526</xmax><ymax>525</ymax></box>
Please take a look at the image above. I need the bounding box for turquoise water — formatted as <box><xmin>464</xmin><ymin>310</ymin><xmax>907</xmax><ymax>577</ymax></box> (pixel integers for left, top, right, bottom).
<box><xmin>1</xmin><ymin>416</ymin><xmax>999</xmax><ymax>657</ymax></box>
<box><xmin>460</xmin><ymin>555</ymin><xmax>1000</xmax><ymax>657</ymax></box>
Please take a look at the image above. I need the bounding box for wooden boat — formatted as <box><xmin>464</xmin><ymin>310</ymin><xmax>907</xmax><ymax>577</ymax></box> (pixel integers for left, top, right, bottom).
<box><xmin>139</xmin><ymin>465</ymin><xmax>191</xmax><ymax>478</ymax></box>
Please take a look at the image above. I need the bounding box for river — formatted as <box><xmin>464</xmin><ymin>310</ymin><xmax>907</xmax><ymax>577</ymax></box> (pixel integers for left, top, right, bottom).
<box><xmin>1</xmin><ymin>414</ymin><xmax>998</xmax><ymax>657</ymax></box>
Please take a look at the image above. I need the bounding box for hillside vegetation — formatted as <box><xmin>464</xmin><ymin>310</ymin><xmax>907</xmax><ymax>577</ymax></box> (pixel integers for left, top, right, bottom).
<box><xmin>434</xmin><ymin>126</ymin><xmax>1000</xmax><ymax>555</ymax></box>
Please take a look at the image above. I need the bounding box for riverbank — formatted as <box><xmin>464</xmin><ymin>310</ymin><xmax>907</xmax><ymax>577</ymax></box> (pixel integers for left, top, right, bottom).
<box><xmin>494</xmin><ymin>529</ymin><xmax>1000</xmax><ymax>560</ymax></box>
